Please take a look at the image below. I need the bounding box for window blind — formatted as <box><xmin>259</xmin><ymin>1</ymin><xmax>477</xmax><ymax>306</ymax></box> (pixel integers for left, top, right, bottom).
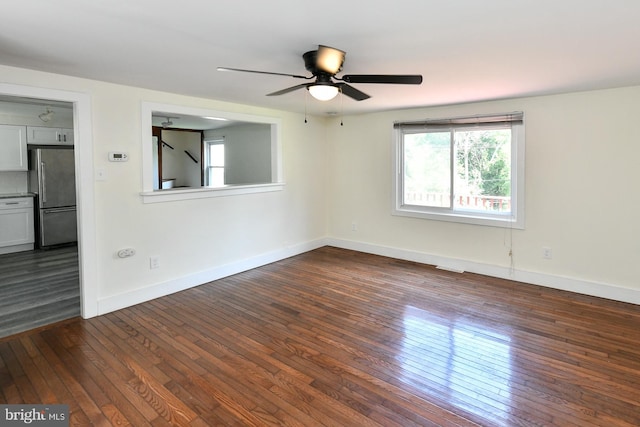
<box><xmin>394</xmin><ymin>111</ymin><xmax>524</xmax><ymax>131</ymax></box>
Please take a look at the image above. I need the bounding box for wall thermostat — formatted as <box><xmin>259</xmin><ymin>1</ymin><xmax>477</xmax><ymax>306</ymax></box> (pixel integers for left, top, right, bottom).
<box><xmin>108</xmin><ymin>152</ymin><xmax>129</xmax><ymax>162</ymax></box>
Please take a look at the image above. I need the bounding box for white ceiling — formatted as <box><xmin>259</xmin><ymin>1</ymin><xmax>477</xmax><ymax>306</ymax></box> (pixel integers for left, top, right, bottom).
<box><xmin>2</xmin><ymin>1</ymin><xmax>640</xmax><ymax>116</ymax></box>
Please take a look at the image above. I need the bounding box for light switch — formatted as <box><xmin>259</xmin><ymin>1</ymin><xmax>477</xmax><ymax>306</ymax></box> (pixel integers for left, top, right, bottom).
<box><xmin>96</xmin><ymin>168</ymin><xmax>107</xmax><ymax>181</ymax></box>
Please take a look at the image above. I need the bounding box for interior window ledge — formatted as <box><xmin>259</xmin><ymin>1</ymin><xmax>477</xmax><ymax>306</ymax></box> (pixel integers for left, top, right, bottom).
<box><xmin>141</xmin><ymin>182</ymin><xmax>285</xmax><ymax>203</ymax></box>
<box><xmin>393</xmin><ymin>207</ymin><xmax>524</xmax><ymax>229</ymax></box>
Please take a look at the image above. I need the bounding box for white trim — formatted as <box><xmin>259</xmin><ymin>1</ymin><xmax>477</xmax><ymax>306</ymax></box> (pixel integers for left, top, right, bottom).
<box><xmin>97</xmin><ymin>238</ymin><xmax>326</xmax><ymax>315</ymax></box>
<box><xmin>326</xmin><ymin>238</ymin><xmax>640</xmax><ymax>306</ymax></box>
<box><xmin>97</xmin><ymin>234</ymin><xmax>640</xmax><ymax>316</ymax></box>
<box><xmin>0</xmin><ymin>83</ymin><xmax>98</xmax><ymax>318</ymax></box>
<box><xmin>0</xmin><ymin>244</ymin><xmax>34</xmax><ymax>255</ymax></box>
<box><xmin>140</xmin><ymin>101</ymin><xmax>284</xmax><ymax>201</ymax></box>
<box><xmin>141</xmin><ymin>182</ymin><xmax>285</xmax><ymax>203</ymax></box>
<box><xmin>391</xmin><ymin>208</ymin><xmax>524</xmax><ymax>229</ymax></box>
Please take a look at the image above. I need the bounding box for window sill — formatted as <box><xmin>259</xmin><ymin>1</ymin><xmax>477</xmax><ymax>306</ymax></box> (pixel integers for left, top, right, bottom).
<box><xmin>393</xmin><ymin>206</ymin><xmax>524</xmax><ymax>229</ymax></box>
<box><xmin>141</xmin><ymin>182</ymin><xmax>285</xmax><ymax>204</ymax></box>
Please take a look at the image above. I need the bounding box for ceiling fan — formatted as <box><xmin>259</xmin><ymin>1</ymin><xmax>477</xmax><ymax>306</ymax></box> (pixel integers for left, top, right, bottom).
<box><xmin>218</xmin><ymin>45</ymin><xmax>423</xmax><ymax>102</ymax></box>
<box><xmin>161</xmin><ymin>116</ymin><xmax>178</xmax><ymax>128</ymax></box>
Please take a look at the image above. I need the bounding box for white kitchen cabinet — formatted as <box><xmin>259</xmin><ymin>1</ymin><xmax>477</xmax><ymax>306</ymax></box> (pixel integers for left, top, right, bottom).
<box><xmin>60</xmin><ymin>128</ymin><xmax>74</xmax><ymax>144</ymax></box>
<box><xmin>0</xmin><ymin>197</ymin><xmax>34</xmax><ymax>254</ymax></box>
<box><xmin>26</xmin><ymin>126</ymin><xmax>74</xmax><ymax>145</ymax></box>
<box><xmin>0</xmin><ymin>125</ymin><xmax>28</xmax><ymax>171</ymax></box>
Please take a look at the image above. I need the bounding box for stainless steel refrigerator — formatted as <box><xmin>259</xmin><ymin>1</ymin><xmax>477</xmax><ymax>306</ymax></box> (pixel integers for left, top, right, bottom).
<box><xmin>29</xmin><ymin>147</ymin><xmax>77</xmax><ymax>247</ymax></box>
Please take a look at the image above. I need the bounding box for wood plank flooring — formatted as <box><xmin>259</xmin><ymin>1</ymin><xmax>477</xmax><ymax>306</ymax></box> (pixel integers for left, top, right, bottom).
<box><xmin>1</xmin><ymin>246</ymin><xmax>639</xmax><ymax>426</ymax></box>
<box><xmin>0</xmin><ymin>246</ymin><xmax>80</xmax><ymax>338</ymax></box>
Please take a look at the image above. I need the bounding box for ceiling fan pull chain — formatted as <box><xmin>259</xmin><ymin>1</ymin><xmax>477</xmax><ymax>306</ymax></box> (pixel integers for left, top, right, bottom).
<box><xmin>340</xmin><ymin>88</ymin><xmax>344</xmax><ymax>126</ymax></box>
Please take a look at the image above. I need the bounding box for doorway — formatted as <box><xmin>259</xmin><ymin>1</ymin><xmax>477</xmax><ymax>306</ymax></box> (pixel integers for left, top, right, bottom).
<box><xmin>0</xmin><ymin>82</ymin><xmax>98</xmax><ymax>333</ymax></box>
<box><xmin>0</xmin><ymin>96</ymin><xmax>77</xmax><ymax>337</ymax></box>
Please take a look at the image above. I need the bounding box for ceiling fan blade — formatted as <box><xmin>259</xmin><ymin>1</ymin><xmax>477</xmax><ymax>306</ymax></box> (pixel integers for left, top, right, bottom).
<box><xmin>316</xmin><ymin>45</ymin><xmax>345</xmax><ymax>74</ymax></box>
<box><xmin>341</xmin><ymin>74</ymin><xmax>423</xmax><ymax>84</ymax></box>
<box><xmin>266</xmin><ymin>83</ymin><xmax>310</xmax><ymax>96</ymax></box>
<box><xmin>217</xmin><ymin>67</ymin><xmax>310</xmax><ymax>80</ymax></box>
<box><xmin>337</xmin><ymin>83</ymin><xmax>370</xmax><ymax>101</ymax></box>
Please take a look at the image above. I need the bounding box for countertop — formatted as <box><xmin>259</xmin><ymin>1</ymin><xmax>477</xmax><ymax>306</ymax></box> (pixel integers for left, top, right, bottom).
<box><xmin>0</xmin><ymin>193</ymin><xmax>36</xmax><ymax>199</ymax></box>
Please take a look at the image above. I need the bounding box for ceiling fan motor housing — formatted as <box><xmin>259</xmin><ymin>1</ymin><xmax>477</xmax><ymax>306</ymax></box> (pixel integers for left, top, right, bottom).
<box><xmin>303</xmin><ymin>49</ymin><xmax>344</xmax><ymax>76</ymax></box>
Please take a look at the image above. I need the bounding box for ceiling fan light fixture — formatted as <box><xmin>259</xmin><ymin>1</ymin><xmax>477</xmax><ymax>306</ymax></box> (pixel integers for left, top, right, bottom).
<box><xmin>38</xmin><ymin>107</ymin><xmax>55</xmax><ymax>122</ymax></box>
<box><xmin>161</xmin><ymin>116</ymin><xmax>179</xmax><ymax>128</ymax></box>
<box><xmin>308</xmin><ymin>84</ymin><xmax>339</xmax><ymax>101</ymax></box>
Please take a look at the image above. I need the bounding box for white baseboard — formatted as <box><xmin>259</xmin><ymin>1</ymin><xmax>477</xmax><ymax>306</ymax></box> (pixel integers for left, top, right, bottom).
<box><xmin>0</xmin><ymin>243</ymin><xmax>33</xmax><ymax>255</ymax></box>
<box><xmin>96</xmin><ymin>238</ymin><xmax>327</xmax><ymax>315</ymax></box>
<box><xmin>325</xmin><ymin>238</ymin><xmax>640</xmax><ymax>306</ymax></box>
<box><xmin>97</xmin><ymin>236</ymin><xmax>640</xmax><ymax>316</ymax></box>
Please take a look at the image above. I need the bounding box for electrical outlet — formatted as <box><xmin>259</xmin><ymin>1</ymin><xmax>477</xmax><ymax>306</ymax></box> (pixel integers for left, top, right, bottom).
<box><xmin>542</xmin><ymin>247</ymin><xmax>553</xmax><ymax>259</ymax></box>
<box><xmin>149</xmin><ymin>256</ymin><xmax>160</xmax><ymax>269</ymax></box>
<box><xmin>117</xmin><ymin>248</ymin><xmax>135</xmax><ymax>258</ymax></box>
<box><xmin>351</xmin><ymin>221</ymin><xmax>358</xmax><ymax>231</ymax></box>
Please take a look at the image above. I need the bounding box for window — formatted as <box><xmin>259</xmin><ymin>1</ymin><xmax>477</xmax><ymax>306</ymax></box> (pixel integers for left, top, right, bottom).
<box><xmin>393</xmin><ymin>112</ymin><xmax>524</xmax><ymax>228</ymax></box>
<box><xmin>204</xmin><ymin>138</ymin><xmax>225</xmax><ymax>187</ymax></box>
<box><xmin>140</xmin><ymin>102</ymin><xmax>283</xmax><ymax>203</ymax></box>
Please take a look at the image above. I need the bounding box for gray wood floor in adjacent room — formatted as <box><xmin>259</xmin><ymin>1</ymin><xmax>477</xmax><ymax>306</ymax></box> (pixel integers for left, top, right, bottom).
<box><xmin>0</xmin><ymin>246</ymin><xmax>80</xmax><ymax>338</ymax></box>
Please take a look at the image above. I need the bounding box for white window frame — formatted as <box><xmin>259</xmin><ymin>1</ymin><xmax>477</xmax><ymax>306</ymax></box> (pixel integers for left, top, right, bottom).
<box><xmin>204</xmin><ymin>137</ymin><xmax>225</xmax><ymax>187</ymax></box>
<box><xmin>392</xmin><ymin>112</ymin><xmax>525</xmax><ymax>229</ymax></box>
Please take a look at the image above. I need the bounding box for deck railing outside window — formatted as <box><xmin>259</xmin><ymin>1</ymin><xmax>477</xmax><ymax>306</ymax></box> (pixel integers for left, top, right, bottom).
<box><xmin>405</xmin><ymin>192</ymin><xmax>511</xmax><ymax>213</ymax></box>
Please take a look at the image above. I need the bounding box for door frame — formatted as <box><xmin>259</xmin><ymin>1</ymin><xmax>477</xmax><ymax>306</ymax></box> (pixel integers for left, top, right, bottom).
<box><xmin>0</xmin><ymin>83</ymin><xmax>98</xmax><ymax>318</ymax></box>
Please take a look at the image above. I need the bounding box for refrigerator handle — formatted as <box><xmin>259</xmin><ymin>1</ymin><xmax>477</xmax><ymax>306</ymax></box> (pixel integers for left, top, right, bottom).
<box><xmin>41</xmin><ymin>161</ymin><xmax>47</xmax><ymax>203</ymax></box>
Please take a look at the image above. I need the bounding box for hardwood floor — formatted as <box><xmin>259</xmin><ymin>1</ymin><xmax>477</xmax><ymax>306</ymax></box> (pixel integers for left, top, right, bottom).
<box><xmin>1</xmin><ymin>246</ymin><xmax>639</xmax><ymax>426</ymax></box>
<box><xmin>0</xmin><ymin>246</ymin><xmax>80</xmax><ymax>338</ymax></box>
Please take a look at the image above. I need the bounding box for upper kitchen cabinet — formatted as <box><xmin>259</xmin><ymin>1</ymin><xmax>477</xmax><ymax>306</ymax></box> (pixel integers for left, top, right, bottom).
<box><xmin>0</xmin><ymin>125</ymin><xmax>28</xmax><ymax>171</ymax></box>
<box><xmin>26</xmin><ymin>126</ymin><xmax>74</xmax><ymax>145</ymax></box>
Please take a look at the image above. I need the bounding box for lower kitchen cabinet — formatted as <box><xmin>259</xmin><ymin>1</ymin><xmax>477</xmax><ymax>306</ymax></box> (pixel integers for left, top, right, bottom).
<box><xmin>0</xmin><ymin>197</ymin><xmax>35</xmax><ymax>254</ymax></box>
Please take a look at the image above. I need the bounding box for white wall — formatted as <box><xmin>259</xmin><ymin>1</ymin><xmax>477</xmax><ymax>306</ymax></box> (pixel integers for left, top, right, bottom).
<box><xmin>0</xmin><ymin>64</ymin><xmax>328</xmax><ymax>315</ymax></box>
<box><xmin>204</xmin><ymin>122</ymin><xmax>273</xmax><ymax>185</ymax></box>
<box><xmin>326</xmin><ymin>86</ymin><xmax>640</xmax><ymax>303</ymax></box>
<box><xmin>226</xmin><ymin>123</ymin><xmax>272</xmax><ymax>185</ymax></box>
<box><xmin>160</xmin><ymin>129</ymin><xmax>201</xmax><ymax>187</ymax></box>
<box><xmin>2</xmin><ymin>62</ymin><xmax>639</xmax><ymax>311</ymax></box>
<box><xmin>0</xmin><ymin>101</ymin><xmax>73</xmax><ymax>128</ymax></box>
